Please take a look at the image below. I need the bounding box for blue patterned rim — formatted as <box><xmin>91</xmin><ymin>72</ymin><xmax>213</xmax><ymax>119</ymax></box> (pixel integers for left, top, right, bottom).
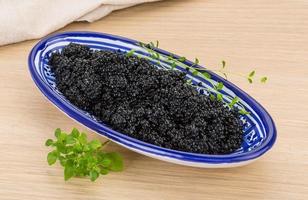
<box><xmin>28</xmin><ymin>31</ymin><xmax>277</xmax><ymax>164</ymax></box>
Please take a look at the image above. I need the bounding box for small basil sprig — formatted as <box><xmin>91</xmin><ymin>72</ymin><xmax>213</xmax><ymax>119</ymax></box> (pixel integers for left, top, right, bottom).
<box><xmin>46</xmin><ymin>128</ymin><xmax>123</xmax><ymax>181</ymax></box>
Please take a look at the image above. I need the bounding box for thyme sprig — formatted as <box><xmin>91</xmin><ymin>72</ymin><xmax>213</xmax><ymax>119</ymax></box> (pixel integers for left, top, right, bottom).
<box><xmin>127</xmin><ymin>41</ymin><xmax>268</xmax><ymax>115</ymax></box>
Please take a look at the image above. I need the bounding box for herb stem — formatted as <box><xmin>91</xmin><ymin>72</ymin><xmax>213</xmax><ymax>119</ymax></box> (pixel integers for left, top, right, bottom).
<box><xmin>207</xmin><ymin>69</ymin><xmax>247</xmax><ymax>79</ymax></box>
<box><xmin>102</xmin><ymin>140</ymin><xmax>111</xmax><ymax>146</ymax></box>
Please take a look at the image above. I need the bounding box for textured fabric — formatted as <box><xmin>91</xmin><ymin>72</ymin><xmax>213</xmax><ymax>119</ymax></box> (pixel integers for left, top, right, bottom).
<box><xmin>0</xmin><ymin>0</ymin><xmax>159</xmax><ymax>46</ymax></box>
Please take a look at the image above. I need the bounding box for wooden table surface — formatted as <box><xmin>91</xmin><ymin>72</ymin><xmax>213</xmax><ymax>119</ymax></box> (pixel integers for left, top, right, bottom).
<box><xmin>1</xmin><ymin>0</ymin><xmax>307</xmax><ymax>199</ymax></box>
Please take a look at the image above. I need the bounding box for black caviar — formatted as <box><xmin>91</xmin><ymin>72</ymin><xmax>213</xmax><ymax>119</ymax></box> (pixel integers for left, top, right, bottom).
<box><xmin>49</xmin><ymin>43</ymin><xmax>243</xmax><ymax>154</ymax></box>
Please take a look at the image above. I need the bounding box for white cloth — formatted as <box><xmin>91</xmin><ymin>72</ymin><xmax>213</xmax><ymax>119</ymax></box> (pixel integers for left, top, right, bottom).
<box><xmin>0</xmin><ymin>0</ymin><xmax>159</xmax><ymax>46</ymax></box>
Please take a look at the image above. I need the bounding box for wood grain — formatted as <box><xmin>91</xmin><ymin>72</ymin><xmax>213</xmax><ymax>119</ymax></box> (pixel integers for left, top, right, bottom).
<box><xmin>0</xmin><ymin>0</ymin><xmax>308</xmax><ymax>199</ymax></box>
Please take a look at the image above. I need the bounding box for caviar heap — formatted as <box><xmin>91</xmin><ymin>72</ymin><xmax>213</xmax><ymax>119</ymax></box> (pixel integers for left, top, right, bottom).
<box><xmin>49</xmin><ymin>43</ymin><xmax>243</xmax><ymax>154</ymax></box>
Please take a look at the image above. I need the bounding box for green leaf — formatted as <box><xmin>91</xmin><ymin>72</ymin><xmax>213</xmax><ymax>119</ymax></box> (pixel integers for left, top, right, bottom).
<box><xmin>77</xmin><ymin>159</ymin><xmax>88</xmax><ymax>173</ymax></box>
<box><xmin>249</xmin><ymin>70</ymin><xmax>255</xmax><ymax>77</ymax></box>
<box><xmin>59</xmin><ymin>158</ymin><xmax>66</xmax><ymax>167</ymax></box>
<box><xmin>260</xmin><ymin>76</ymin><xmax>268</xmax><ymax>83</ymax></box>
<box><xmin>56</xmin><ymin>143</ymin><xmax>67</xmax><ymax>153</ymax></box>
<box><xmin>178</xmin><ymin>57</ymin><xmax>186</xmax><ymax>62</ymax></box>
<box><xmin>154</xmin><ymin>52</ymin><xmax>160</xmax><ymax>59</ymax></box>
<box><xmin>239</xmin><ymin>109</ymin><xmax>250</xmax><ymax>115</ymax></box>
<box><xmin>192</xmin><ymin>70</ymin><xmax>199</xmax><ymax>76</ymax></box>
<box><xmin>217</xmin><ymin>93</ymin><xmax>223</xmax><ymax>102</ymax></box>
<box><xmin>186</xmin><ymin>79</ymin><xmax>192</xmax><ymax>85</ymax></box>
<box><xmin>66</xmin><ymin>135</ymin><xmax>75</xmax><ymax>144</ymax></box>
<box><xmin>101</xmin><ymin>158</ymin><xmax>112</xmax><ymax>167</ymax></box>
<box><xmin>149</xmin><ymin>41</ymin><xmax>155</xmax><ymax>48</ymax></box>
<box><xmin>79</xmin><ymin>132</ymin><xmax>87</xmax><ymax>145</ymax></box>
<box><xmin>83</xmin><ymin>144</ymin><xmax>90</xmax><ymax>152</ymax></box>
<box><xmin>89</xmin><ymin>139</ymin><xmax>102</xmax><ymax>150</ymax></box>
<box><xmin>138</xmin><ymin>41</ymin><xmax>145</xmax><ymax>47</ymax></box>
<box><xmin>73</xmin><ymin>143</ymin><xmax>83</xmax><ymax>152</ymax></box>
<box><xmin>201</xmin><ymin>72</ymin><xmax>211</xmax><ymax>79</ymax></box>
<box><xmin>210</xmin><ymin>94</ymin><xmax>216</xmax><ymax>101</ymax></box>
<box><xmin>126</xmin><ymin>49</ymin><xmax>135</xmax><ymax>57</ymax></box>
<box><xmin>58</xmin><ymin>132</ymin><xmax>67</xmax><ymax>142</ymax></box>
<box><xmin>215</xmin><ymin>82</ymin><xmax>224</xmax><ymax>91</ymax></box>
<box><xmin>87</xmin><ymin>155</ymin><xmax>96</xmax><ymax>165</ymax></box>
<box><xmin>248</xmin><ymin>77</ymin><xmax>253</xmax><ymax>84</ymax></box>
<box><xmin>195</xmin><ymin>58</ymin><xmax>199</xmax><ymax>65</ymax></box>
<box><xmin>90</xmin><ymin>170</ymin><xmax>99</xmax><ymax>182</ymax></box>
<box><xmin>54</xmin><ymin>128</ymin><xmax>61</xmax><ymax>138</ymax></box>
<box><xmin>100</xmin><ymin>168</ymin><xmax>109</xmax><ymax>175</ymax></box>
<box><xmin>64</xmin><ymin>165</ymin><xmax>75</xmax><ymax>181</ymax></box>
<box><xmin>45</xmin><ymin>139</ymin><xmax>53</xmax><ymax>146</ymax></box>
<box><xmin>229</xmin><ymin>96</ymin><xmax>239</xmax><ymax>108</ymax></box>
<box><xmin>71</xmin><ymin>128</ymin><xmax>80</xmax><ymax>138</ymax></box>
<box><xmin>47</xmin><ymin>151</ymin><xmax>58</xmax><ymax>165</ymax></box>
<box><xmin>222</xmin><ymin>60</ymin><xmax>226</xmax><ymax>68</ymax></box>
<box><xmin>171</xmin><ymin>62</ymin><xmax>177</xmax><ymax>69</ymax></box>
<box><xmin>106</xmin><ymin>152</ymin><xmax>123</xmax><ymax>172</ymax></box>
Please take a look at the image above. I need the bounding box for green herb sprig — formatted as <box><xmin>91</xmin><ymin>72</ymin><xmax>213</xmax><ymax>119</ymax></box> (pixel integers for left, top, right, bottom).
<box><xmin>127</xmin><ymin>41</ymin><xmax>268</xmax><ymax>115</ymax></box>
<box><xmin>46</xmin><ymin>128</ymin><xmax>123</xmax><ymax>181</ymax></box>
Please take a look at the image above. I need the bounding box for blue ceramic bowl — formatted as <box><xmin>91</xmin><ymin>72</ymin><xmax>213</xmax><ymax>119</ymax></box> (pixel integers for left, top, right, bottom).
<box><xmin>28</xmin><ymin>31</ymin><xmax>276</xmax><ymax>168</ymax></box>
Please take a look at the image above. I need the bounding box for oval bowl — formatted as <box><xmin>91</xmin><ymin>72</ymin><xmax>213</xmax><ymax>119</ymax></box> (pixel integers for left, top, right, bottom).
<box><xmin>28</xmin><ymin>31</ymin><xmax>276</xmax><ymax>168</ymax></box>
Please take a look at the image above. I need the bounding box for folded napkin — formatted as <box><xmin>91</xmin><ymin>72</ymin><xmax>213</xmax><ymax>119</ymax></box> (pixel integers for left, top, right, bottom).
<box><xmin>0</xmin><ymin>0</ymin><xmax>159</xmax><ymax>46</ymax></box>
